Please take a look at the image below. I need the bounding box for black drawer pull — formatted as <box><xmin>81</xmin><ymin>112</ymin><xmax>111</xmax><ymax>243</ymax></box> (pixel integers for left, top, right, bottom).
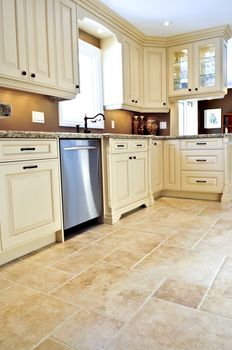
<box><xmin>133</xmin><ymin>156</ymin><xmax>136</xmax><ymax>159</ymax></box>
<box><xmin>129</xmin><ymin>156</ymin><xmax>132</xmax><ymax>160</ymax></box>
<box><xmin>196</xmin><ymin>180</ymin><xmax>207</xmax><ymax>183</ymax></box>
<box><xmin>117</xmin><ymin>145</ymin><xmax>125</xmax><ymax>148</ymax></box>
<box><xmin>136</xmin><ymin>144</ymin><xmax>143</xmax><ymax>147</ymax></box>
<box><xmin>196</xmin><ymin>159</ymin><xmax>207</xmax><ymax>162</ymax></box>
<box><xmin>23</xmin><ymin>165</ymin><xmax>38</xmax><ymax>170</ymax></box>
<box><xmin>153</xmin><ymin>142</ymin><xmax>157</xmax><ymax>145</ymax></box>
<box><xmin>20</xmin><ymin>147</ymin><xmax>36</xmax><ymax>151</ymax></box>
<box><xmin>196</xmin><ymin>142</ymin><xmax>207</xmax><ymax>145</ymax></box>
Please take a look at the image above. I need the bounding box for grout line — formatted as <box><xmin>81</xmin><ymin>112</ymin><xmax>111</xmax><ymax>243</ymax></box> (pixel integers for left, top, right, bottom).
<box><xmin>197</xmin><ymin>255</ymin><xmax>226</xmax><ymax>311</ymax></box>
<box><xmin>103</xmin><ymin>277</ymin><xmax>167</xmax><ymax>349</ymax></box>
<box><xmin>191</xmin><ymin>217</ymin><xmax>220</xmax><ymax>250</ymax></box>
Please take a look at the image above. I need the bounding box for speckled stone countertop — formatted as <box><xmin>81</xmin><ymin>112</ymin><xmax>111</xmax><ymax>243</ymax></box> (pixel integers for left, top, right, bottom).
<box><xmin>0</xmin><ymin>130</ymin><xmax>228</xmax><ymax>140</ymax></box>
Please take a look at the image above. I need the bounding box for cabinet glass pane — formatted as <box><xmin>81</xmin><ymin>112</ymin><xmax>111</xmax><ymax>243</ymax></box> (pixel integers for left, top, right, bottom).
<box><xmin>173</xmin><ymin>49</ymin><xmax>188</xmax><ymax>90</ymax></box>
<box><xmin>199</xmin><ymin>44</ymin><xmax>215</xmax><ymax>87</ymax></box>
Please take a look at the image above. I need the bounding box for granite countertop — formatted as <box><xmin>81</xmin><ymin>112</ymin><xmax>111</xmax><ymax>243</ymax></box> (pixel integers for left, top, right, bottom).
<box><xmin>0</xmin><ymin>130</ymin><xmax>228</xmax><ymax>140</ymax></box>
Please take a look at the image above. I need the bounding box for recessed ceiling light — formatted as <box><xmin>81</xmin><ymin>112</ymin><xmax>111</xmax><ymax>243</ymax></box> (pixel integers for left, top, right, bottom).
<box><xmin>97</xmin><ymin>28</ymin><xmax>104</xmax><ymax>34</ymax></box>
<box><xmin>163</xmin><ymin>21</ymin><xmax>171</xmax><ymax>26</ymax></box>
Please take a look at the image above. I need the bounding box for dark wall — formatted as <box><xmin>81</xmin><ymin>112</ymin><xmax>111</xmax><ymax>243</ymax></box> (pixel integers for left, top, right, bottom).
<box><xmin>198</xmin><ymin>89</ymin><xmax>232</xmax><ymax>134</ymax></box>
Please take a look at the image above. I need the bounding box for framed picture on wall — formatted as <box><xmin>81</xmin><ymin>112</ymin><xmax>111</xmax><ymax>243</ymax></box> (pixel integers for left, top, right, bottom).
<box><xmin>204</xmin><ymin>108</ymin><xmax>222</xmax><ymax>129</ymax></box>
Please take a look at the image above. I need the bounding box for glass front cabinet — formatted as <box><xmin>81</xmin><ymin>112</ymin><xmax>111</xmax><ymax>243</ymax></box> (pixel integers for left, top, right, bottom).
<box><xmin>168</xmin><ymin>37</ymin><xmax>227</xmax><ymax>98</ymax></box>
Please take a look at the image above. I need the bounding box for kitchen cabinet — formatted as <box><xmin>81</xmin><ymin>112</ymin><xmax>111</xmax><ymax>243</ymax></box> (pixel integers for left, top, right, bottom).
<box><xmin>222</xmin><ymin>112</ymin><xmax>232</xmax><ymax>133</ymax></box>
<box><xmin>0</xmin><ymin>139</ymin><xmax>62</xmax><ymax>264</ymax></box>
<box><xmin>0</xmin><ymin>0</ymin><xmax>79</xmax><ymax>99</ymax></box>
<box><xmin>163</xmin><ymin>139</ymin><xmax>180</xmax><ymax>190</ymax></box>
<box><xmin>121</xmin><ymin>36</ymin><xmax>144</xmax><ymax>109</ymax></box>
<box><xmin>168</xmin><ymin>37</ymin><xmax>227</xmax><ymax>99</ymax></box>
<box><xmin>143</xmin><ymin>47</ymin><xmax>168</xmax><ymax>112</ymax></box>
<box><xmin>150</xmin><ymin>139</ymin><xmax>163</xmax><ymax>193</ymax></box>
<box><xmin>103</xmin><ymin>138</ymin><xmax>150</xmax><ymax>223</ymax></box>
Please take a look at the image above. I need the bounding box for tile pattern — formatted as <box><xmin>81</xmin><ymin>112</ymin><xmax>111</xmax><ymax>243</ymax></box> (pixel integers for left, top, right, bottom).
<box><xmin>1</xmin><ymin>197</ymin><xmax>232</xmax><ymax>349</ymax></box>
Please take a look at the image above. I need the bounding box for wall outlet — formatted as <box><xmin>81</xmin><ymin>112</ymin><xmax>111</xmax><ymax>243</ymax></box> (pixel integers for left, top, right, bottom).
<box><xmin>32</xmin><ymin>111</ymin><xmax>45</xmax><ymax>123</ymax></box>
<box><xmin>160</xmin><ymin>121</ymin><xmax>167</xmax><ymax>129</ymax></box>
<box><xmin>111</xmin><ymin>120</ymin><xmax>115</xmax><ymax>129</ymax></box>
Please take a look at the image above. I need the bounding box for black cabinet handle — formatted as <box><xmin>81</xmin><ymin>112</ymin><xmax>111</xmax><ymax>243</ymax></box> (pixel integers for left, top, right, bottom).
<box><xmin>196</xmin><ymin>180</ymin><xmax>207</xmax><ymax>183</ymax></box>
<box><xmin>20</xmin><ymin>147</ymin><xmax>36</xmax><ymax>151</ymax></box>
<box><xmin>188</xmin><ymin>88</ymin><xmax>192</xmax><ymax>92</ymax></box>
<box><xmin>132</xmin><ymin>99</ymin><xmax>135</xmax><ymax>103</ymax></box>
<box><xmin>21</xmin><ymin>70</ymin><xmax>27</xmax><ymax>76</ymax></box>
<box><xmin>129</xmin><ymin>156</ymin><xmax>132</xmax><ymax>159</ymax></box>
<box><xmin>136</xmin><ymin>144</ymin><xmax>143</xmax><ymax>147</ymax></box>
<box><xmin>153</xmin><ymin>142</ymin><xmax>157</xmax><ymax>145</ymax></box>
<box><xmin>196</xmin><ymin>159</ymin><xmax>207</xmax><ymax>162</ymax></box>
<box><xmin>163</xmin><ymin>102</ymin><xmax>166</xmax><ymax>106</ymax></box>
<box><xmin>31</xmin><ymin>73</ymin><xmax>36</xmax><ymax>78</ymax></box>
<box><xmin>76</xmin><ymin>85</ymin><xmax>79</xmax><ymax>89</ymax></box>
<box><xmin>196</xmin><ymin>142</ymin><xmax>207</xmax><ymax>145</ymax></box>
<box><xmin>133</xmin><ymin>156</ymin><xmax>136</xmax><ymax>159</ymax></box>
<box><xmin>117</xmin><ymin>144</ymin><xmax>125</xmax><ymax>148</ymax></box>
<box><xmin>195</xmin><ymin>87</ymin><xmax>198</xmax><ymax>91</ymax></box>
<box><xmin>23</xmin><ymin>165</ymin><xmax>38</xmax><ymax>170</ymax></box>
<box><xmin>135</xmin><ymin>100</ymin><xmax>138</xmax><ymax>103</ymax></box>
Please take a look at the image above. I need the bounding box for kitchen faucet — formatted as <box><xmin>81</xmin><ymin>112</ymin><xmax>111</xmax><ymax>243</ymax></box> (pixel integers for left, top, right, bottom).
<box><xmin>84</xmin><ymin>113</ymin><xmax>105</xmax><ymax>133</ymax></box>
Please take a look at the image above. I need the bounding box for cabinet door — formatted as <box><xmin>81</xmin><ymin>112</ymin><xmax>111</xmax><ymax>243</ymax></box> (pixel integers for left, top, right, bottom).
<box><xmin>163</xmin><ymin>140</ymin><xmax>181</xmax><ymax>190</ymax></box>
<box><xmin>55</xmin><ymin>0</ymin><xmax>79</xmax><ymax>93</ymax></box>
<box><xmin>144</xmin><ymin>47</ymin><xmax>167</xmax><ymax>109</ymax></box>
<box><xmin>0</xmin><ymin>0</ymin><xmax>27</xmax><ymax>80</ymax></box>
<box><xmin>132</xmin><ymin>152</ymin><xmax>148</xmax><ymax>201</ymax></box>
<box><xmin>168</xmin><ymin>44</ymin><xmax>193</xmax><ymax>97</ymax></box>
<box><xmin>0</xmin><ymin>159</ymin><xmax>61</xmax><ymax>249</ymax></box>
<box><xmin>151</xmin><ymin>140</ymin><xmax>163</xmax><ymax>193</ymax></box>
<box><xmin>26</xmin><ymin>0</ymin><xmax>56</xmax><ymax>86</ymax></box>
<box><xmin>193</xmin><ymin>37</ymin><xmax>224</xmax><ymax>94</ymax></box>
<box><xmin>111</xmin><ymin>153</ymin><xmax>131</xmax><ymax>209</ymax></box>
<box><xmin>122</xmin><ymin>37</ymin><xmax>143</xmax><ymax>108</ymax></box>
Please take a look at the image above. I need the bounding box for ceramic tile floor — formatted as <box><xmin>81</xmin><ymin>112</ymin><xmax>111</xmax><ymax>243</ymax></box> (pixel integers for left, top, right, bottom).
<box><xmin>1</xmin><ymin>197</ymin><xmax>232</xmax><ymax>349</ymax></box>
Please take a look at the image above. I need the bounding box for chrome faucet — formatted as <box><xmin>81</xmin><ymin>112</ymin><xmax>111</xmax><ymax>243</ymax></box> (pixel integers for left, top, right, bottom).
<box><xmin>84</xmin><ymin>113</ymin><xmax>105</xmax><ymax>133</ymax></box>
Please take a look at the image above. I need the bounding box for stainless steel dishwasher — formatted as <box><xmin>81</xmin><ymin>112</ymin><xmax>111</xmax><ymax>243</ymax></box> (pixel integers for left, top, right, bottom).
<box><xmin>59</xmin><ymin>139</ymin><xmax>103</xmax><ymax>230</ymax></box>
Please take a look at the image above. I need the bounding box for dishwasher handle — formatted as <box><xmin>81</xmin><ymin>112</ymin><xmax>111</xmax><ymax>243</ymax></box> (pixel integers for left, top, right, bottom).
<box><xmin>63</xmin><ymin>146</ymin><xmax>98</xmax><ymax>151</ymax></box>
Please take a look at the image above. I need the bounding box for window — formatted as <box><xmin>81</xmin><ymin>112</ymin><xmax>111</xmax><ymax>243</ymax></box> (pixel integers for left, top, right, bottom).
<box><xmin>59</xmin><ymin>39</ymin><xmax>104</xmax><ymax>129</ymax></box>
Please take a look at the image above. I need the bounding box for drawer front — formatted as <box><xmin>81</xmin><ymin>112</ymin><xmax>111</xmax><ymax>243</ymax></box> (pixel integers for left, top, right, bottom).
<box><xmin>181</xmin><ymin>138</ymin><xmax>223</xmax><ymax>150</ymax></box>
<box><xmin>0</xmin><ymin>139</ymin><xmax>58</xmax><ymax>162</ymax></box>
<box><xmin>181</xmin><ymin>171</ymin><xmax>224</xmax><ymax>193</ymax></box>
<box><xmin>131</xmin><ymin>140</ymin><xmax>148</xmax><ymax>151</ymax></box>
<box><xmin>110</xmin><ymin>139</ymin><xmax>131</xmax><ymax>153</ymax></box>
<box><xmin>181</xmin><ymin>150</ymin><xmax>224</xmax><ymax>171</ymax></box>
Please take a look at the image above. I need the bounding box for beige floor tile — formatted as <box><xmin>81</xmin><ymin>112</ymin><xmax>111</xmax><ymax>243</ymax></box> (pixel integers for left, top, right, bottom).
<box><xmin>52</xmin><ymin>244</ymin><xmax>115</xmax><ymax>274</ymax></box>
<box><xmin>197</xmin><ymin>206</ymin><xmax>232</xmax><ymax>218</ymax></box>
<box><xmin>106</xmin><ymin>298</ymin><xmax>232</xmax><ymax>350</ymax></box>
<box><xmin>0</xmin><ymin>277</ymin><xmax>14</xmax><ymax>291</ymax></box>
<box><xmin>0</xmin><ymin>260</ymin><xmax>74</xmax><ymax>293</ymax></box>
<box><xmin>34</xmin><ymin>338</ymin><xmax>75</xmax><ymax>350</ymax></box>
<box><xmin>103</xmin><ymin>249</ymin><xmax>144</xmax><ymax>268</ymax></box>
<box><xmin>135</xmin><ymin>245</ymin><xmax>224</xmax><ymax>287</ymax></box>
<box><xmin>52</xmin><ymin>309</ymin><xmax>123</xmax><ymax>350</ymax></box>
<box><xmin>200</xmin><ymin>258</ymin><xmax>232</xmax><ymax>319</ymax></box>
<box><xmin>195</xmin><ymin>239</ymin><xmax>232</xmax><ymax>257</ymax></box>
<box><xmin>154</xmin><ymin>278</ymin><xmax>207</xmax><ymax>308</ymax></box>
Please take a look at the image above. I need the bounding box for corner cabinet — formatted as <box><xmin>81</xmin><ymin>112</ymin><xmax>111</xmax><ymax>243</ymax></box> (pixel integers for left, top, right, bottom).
<box><xmin>0</xmin><ymin>139</ymin><xmax>62</xmax><ymax>265</ymax></box>
<box><xmin>103</xmin><ymin>138</ymin><xmax>152</xmax><ymax>224</ymax></box>
<box><xmin>0</xmin><ymin>0</ymin><xmax>79</xmax><ymax>99</ymax></box>
<box><xmin>168</xmin><ymin>37</ymin><xmax>227</xmax><ymax>100</ymax></box>
<box><xmin>143</xmin><ymin>47</ymin><xmax>168</xmax><ymax>112</ymax></box>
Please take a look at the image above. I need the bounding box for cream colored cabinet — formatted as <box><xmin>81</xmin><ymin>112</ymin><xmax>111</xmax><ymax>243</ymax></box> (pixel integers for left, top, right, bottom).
<box><xmin>168</xmin><ymin>37</ymin><xmax>227</xmax><ymax>99</ymax></box>
<box><xmin>0</xmin><ymin>139</ymin><xmax>62</xmax><ymax>264</ymax></box>
<box><xmin>143</xmin><ymin>47</ymin><xmax>168</xmax><ymax>112</ymax></box>
<box><xmin>103</xmin><ymin>138</ymin><xmax>150</xmax><ymax>223</ymax></box>
<box><xmin>150</xmin><ymin>140</ymin><xmax>163</xmax><ymax>193</ymax></box>
<box><xmin>163</xmin><ymin>139</ymin><xmax>181</xmax><ymax>190</ymax></box>
<box><xmin>122</xmin><ymin>36</ymin><xmax>143</xmax><ymax>109</ymax></box>
<box><xmin>0</xmin><ymin>0</ymin><xmax>79</xmax><ymax>99</ymax></box>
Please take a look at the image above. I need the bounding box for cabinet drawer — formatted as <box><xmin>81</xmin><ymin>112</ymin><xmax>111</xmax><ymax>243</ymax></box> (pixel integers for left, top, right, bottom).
<box><xmin>181</xmin><ymin>171</ymin><xmax>224</xmax><ymax>193</ymax></box>
<box><xmin>110</xmin><ymin>139</ymin><xmax>131</xmax><ymax>153</ymax></box>
<box><xmin>181</xmin><ymin>138</ymin><xmax>223</xmax><ymax>150</ymax></box>
<box><xmin>131</xmin><ymin>140</ymin><xmax>148</xmax><ymax>151</ymax></box>
<box><xmin>0</xmin><ymin>139</ymin><xmax>58</xmax><ymax>162</ymax></box>
<box><xmin>181</xmin><ymin>150</ymin><xmax>224</xmax><ymax>171</ymax></box>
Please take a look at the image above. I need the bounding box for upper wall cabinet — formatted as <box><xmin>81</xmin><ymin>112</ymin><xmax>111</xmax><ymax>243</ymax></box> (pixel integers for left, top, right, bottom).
<box><xmin>0</xmin><ymin>0</ymin><xmax>79</xmax><ymax>99</ymax></box>
<box><xmin>121</xmin><ymin>36</ymin><xmax>144</xmax><ymax>110</ymax></box>
<box><xmin>143</xmin><ymin>47</ymin><xmax>169</xmax><ymax>112</ymax></box>
<box><xmin>168</xmin><ymin>37</ymin><xmax>227</xmax><ymax>100</ymax></box>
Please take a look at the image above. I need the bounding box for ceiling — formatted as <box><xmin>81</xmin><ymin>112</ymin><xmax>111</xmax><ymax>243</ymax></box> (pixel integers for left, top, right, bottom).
<box><xmin>98</xmin><ymin>0</ymin><xmax>232</xmax><ymax>37</ymax></box>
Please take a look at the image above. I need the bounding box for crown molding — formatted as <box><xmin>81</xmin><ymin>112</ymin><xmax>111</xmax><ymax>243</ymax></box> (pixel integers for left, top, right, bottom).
<box><xmin>74</xmin><ymin>0</ymin><xmax>232</xmax><ymax>46</ymax></box>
